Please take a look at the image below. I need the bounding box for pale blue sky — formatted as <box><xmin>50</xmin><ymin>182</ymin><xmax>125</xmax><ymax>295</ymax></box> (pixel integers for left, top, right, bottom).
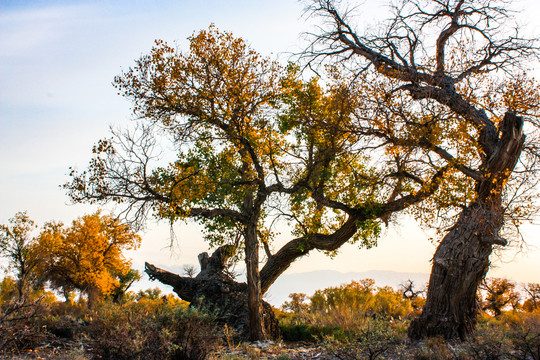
<box><xmin>1</xmin><ymin>0</ymin><xmax>539</xmax><ymax>294</ymax></box>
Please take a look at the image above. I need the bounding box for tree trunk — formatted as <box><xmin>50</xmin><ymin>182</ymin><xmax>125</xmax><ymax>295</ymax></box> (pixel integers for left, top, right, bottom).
<box><xmin>409</xmin><ymin>112</ymin><xmax>525</xmax><ymax>340</ymax></box>
<box><xmin>86</xmin><ymin>286</ymin><xmax>101</xmax><ymax>309</ymax></box>
<box><xmin>16</xmin><ymin>278</ymin><xmax>25</xmax><ymax>301</ymax></box>
<box><xmin>408</xmin><ymin>202</ymin><xmax>500</xmax><ymax>339</ymax></box>
<box><xmin>244</xmin><ymin>223</ymin><xmax>265</xmax><ymax>340</ymax></box>
<box><xmin>145</xmin><ymin>245</ymin><xmax>279</xmax><ymax>340</ymax></box>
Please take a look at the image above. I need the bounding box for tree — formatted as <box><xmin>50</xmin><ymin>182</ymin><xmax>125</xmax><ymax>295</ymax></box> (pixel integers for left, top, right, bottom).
<box><xmin>0</xmin><ymin>212</ymin><xmax>42</xmax><ymax>300</ymax></box>
<box><xmin>182</xmin><ymin>264</ymin><xmax>197</xmax><ymax>278</ymax></box>
<box><xmin>400</xmin><ymin>280</ymin><xmax>426</xmax><ymax>313</ymax></box>
<box><xmin>480</xmin><ymin>277</ymin><xmax>520</xmax><ymax>316</ymax></box>
<box><xmin>282</xmin><ymin>292</ymin><xmax>309</xmax><ymax>314</ymax></box>
<box><xmin>522</xmin><ymin>282</ymin><xmax>540</xmax><ymax>312</ymax></box>
<box><xmin>37</xmin><ymin>212</ymin><xmax>141</xmax><ymax>308</ymax></box>
<box><xmin>65</xmin><ymin>26</ymin><xmax>449</xmax><ymax>340</ymax></box>
<box><xmin>305</xmin><ymin>0</ymin><xmax>540</xmax><ymax>339</ymax></box>
<box><xmin>110</xmin><ymin>268</ymin><xmax>141</xmax><ymax>304</ymax></box>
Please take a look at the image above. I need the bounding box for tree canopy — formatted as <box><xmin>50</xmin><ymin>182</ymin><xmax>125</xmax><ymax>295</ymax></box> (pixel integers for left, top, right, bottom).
<box><xmin>37</xmin><ymin>212</ymin><xmax>141</xmax><ymax>307</ymax></box>
<box><xmin>63</xmin><ymin>0</ymin><xmax>540</xmax><ymax>338</ymax></box>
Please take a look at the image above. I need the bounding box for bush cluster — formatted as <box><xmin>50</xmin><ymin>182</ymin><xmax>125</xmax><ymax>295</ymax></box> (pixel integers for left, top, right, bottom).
<box><xmin>277</xmin><ymin>278</ymin><xmax>540</xmax><ymax>359</ymax></box>
<box><xmin>0</xmin><ymin>288</ymin><xmax>223</xmax><ymax>359</ymax></box>
<box><xmin>85</xmin><ymin>300</ymin><xmax>221</xmax><ymax>360</ymax></box>
<box><xmin>278</xmin><ymin>279</ymin><xmax>415</xmax><ymax>342</ymax></box>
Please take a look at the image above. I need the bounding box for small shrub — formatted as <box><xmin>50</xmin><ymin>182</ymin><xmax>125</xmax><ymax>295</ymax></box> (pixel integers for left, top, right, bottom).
<box><xmin>413</xmin><ymin>336</ymin><xmax>453</xmax><ymax>360</ymax></box>
<box><xmin>239</xmin><ymin>342</ymin><xmax>261</xmax><ymax>359</ymax></box>
<box><xmin>280</xmin><ymin>322</ymin><xmax>352</xmax><ymax>342</ymax></box>
<box><xmin>0</xmin><ymin>320</ymin><xmax>50</xmax><ymax>354</ymax></box>
<box><xmin>466</xmin><ymin>335</ymin><xmax>510</xmax><ymax>359</ymax></box>
<box><xmin>216</xmin><ymin>355</ymin><xmax>246</xmax><ymax>360</ymax></box>
<box><xmin>0</xmin><ymin>295</ymin><xmax>52</xmax><ymax>354</ymax></box>
<box><xmin>279</xmin><ymin>323</ymin><xmax>314</xmax><ymax>342</ymax></box>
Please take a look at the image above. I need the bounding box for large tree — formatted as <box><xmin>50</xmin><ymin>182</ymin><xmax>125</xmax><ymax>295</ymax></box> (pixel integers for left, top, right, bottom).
<box><xmin>305</xmin><ymin>0</ymin><xmax>540</xmax><ymax>339</ymax></box>
<box><xmin>37</xmin><ymin>212</ymin><xmax>141</xmax><ymax>308</ymax></box>
<box><xmin>65</xmin><ymin>27</ymin><xmax>448</xmax><ymax>340</ymax></box>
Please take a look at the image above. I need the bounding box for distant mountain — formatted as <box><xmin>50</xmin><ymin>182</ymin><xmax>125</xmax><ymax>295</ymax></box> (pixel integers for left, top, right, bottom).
<box><xmin>264</xmin><ymin>270</ymin><xmax>429</xmax><ymax>306</ymax></box>
<box><xmin>132</xmin><ymin>263</ymin><xmax>429</xmax><ymax>307</ymax></box>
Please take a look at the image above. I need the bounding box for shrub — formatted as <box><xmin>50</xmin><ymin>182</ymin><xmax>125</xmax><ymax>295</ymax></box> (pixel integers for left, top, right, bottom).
<box><xmin>412</xmin><ymin>336</ymin><xmax>453</xmax><ymax>360</ymax></box>
<box><xmin>0</xmin><ymin>290</ymin><xmax>53</xmax><ymax>354</ymax></box>
<box><xmin>283</xmin><ymin>279</ymin><xmax>415</xmax><ymax>332</ymax></box>
<box><xmin>86</xmin><ymin>299</ymin><xmax>222</xmax><ymax>360</ymax></box>
<box><xmin>509</xmin><ymin>312</ymin><xmax>540</xmax><ymax>360</ymax></box>
<box><xmin>0</xmin><ymin>320</ymin><xmax>50</xmax><ymax>354</ymax></box>
<box><xmin>458</xmin><ymin>312</ymin><xmax>540</xmax><ymax>360</ymax></box>
<box><xmin>279</xmin><ymin>322</ymin><xmax>349</xmax><ymax>342</ymax></box>
<box><xmin>459</xmin><ymin>325</ymin><xmax>511</xmax><ymax>360</ymax></box>
<box><xmin>323</xmin><ymin>318</ymin><xmax>404</xmax><ymax>360</ymax></box>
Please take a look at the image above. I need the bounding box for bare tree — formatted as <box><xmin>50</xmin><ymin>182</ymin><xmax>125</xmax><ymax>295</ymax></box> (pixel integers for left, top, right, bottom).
<box><xmin>400</xmin><ymin>280</ymin><xmax>425</xmax><ymax>300</ymax></box>
<box><xmin>182</xmin><ymin>265</ymin><xmax>197</xmax><ymax>278</ymax></box>
<box><xmin>304</xmin><ymin>0</ymin><xmax>540</xmax><ymax>339</ymax></box>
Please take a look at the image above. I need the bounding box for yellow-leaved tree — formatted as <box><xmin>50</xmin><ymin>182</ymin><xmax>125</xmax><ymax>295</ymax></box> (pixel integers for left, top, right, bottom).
<box><xmin>37</xmin><ymin>212</ymin><xmax>140</xmax><ymax>308</ymax></box>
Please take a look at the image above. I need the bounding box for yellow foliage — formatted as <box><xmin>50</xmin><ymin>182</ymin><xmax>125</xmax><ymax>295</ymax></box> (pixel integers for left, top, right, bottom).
<box><xmin>36</xmin><ymin>211</ymin><xmax>141</xmax><ymax>303</ymax></box>
<box><xmin>287</xmin><ymin>279</ymin><xmax>415</xmax><ymax>330</ymax></box>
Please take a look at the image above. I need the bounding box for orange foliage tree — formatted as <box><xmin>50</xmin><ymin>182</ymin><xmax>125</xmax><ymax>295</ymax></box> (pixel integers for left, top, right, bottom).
<box><xmin>522</xmin><ymin>283</ymin><xmax>540</xmax><ymax>312</ymax></box>
<box><xmin>37</xmin><ymin>212</ymin><xmax>140</xmax><ymax>307</ymax></box>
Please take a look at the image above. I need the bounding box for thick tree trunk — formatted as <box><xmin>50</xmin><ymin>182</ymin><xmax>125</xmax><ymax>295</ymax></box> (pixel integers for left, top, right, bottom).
<box><xmin>409</xmin><ymin>112</ymin><xmax>525</xmax><ymax>340</ymax></box>
<box><xmin>408</xmin><ymin>202</ymin><xmax>501</xmax><ymax>339</ymax></box>
<box><xmin>145</xmin><ymin>245</ymin><xmax>279</xmax><ymax>340</ymax></box>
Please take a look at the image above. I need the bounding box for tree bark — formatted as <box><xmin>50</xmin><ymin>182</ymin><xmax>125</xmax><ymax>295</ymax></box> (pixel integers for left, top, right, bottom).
<box><xmin>408</xmin><ymin>202</ymin><xmax>498</xmax><ymax>339</ymax></box>
<box><xmin>244</xmin><ymin>223</ymin><xmax>265</xmax><ymax>341</ymax></box>
<box><xmin>409</xmin><ymin>112</ymin><xmax>525</xmax><ymax>340</ymax></box>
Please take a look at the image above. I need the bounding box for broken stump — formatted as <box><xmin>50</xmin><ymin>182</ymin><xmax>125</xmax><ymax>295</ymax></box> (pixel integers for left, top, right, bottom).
<box><xmin>144</xmin><ymin>245</ymin><xmax>280</xmax><ymax>340</ymax></box>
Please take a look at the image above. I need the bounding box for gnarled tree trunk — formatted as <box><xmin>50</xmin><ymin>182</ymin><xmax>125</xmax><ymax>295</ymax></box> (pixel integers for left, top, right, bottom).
<box><xmin>408</xmin><ymin>202</ymin><xmax>501</xmax><ymax>339</ymax></box>
<box><xmin>409</xmin><ymin>112</ymin><xmax>525</xmax><ymax>340</ymax></box>
<box><xmin>145</xmin><ymin>245</ymin><xmax>280</xmax><ymax>340</ymax></box>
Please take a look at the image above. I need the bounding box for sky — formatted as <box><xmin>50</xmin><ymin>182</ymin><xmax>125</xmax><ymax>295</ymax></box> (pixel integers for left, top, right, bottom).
<box><xmin>1</xmin><ymin>0</ymin><xmax>540</xmax><ymax>299</ymax></box>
